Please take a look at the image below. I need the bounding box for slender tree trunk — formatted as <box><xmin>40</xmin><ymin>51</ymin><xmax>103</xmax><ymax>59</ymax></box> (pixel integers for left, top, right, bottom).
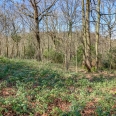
<box><xmin>75</xmin><ymin>45</ymin><xmax>78</xmax><ymax>72</ymax></box>
<box><xmin>95</xmin><ymin>0</ymin><xmax>101</xmax><ymax>70</ymax></box>
<box><xmin>24</xmin><ymin>45</ymin><xmax>25</xmax><ymax>58</ymax></box>
<box><xmin>82</xmin><ymin>0</ymin><xmax>86</xmax><ymax>67</ymax></box>
<box><xmin>85</xmin><ymin>0</ymin><xmax>92</xmax><ymax>72</ymax></box>
<box><xmin>65</xmin><ymin>47</ymin><xmax>69</xmax><ymax>71</ymax></box>
<box><xmin>109</xmin><ymin>28</ymin><xmax>111</xmax><ymax>52</ymax></box>
<box><xmin>82</xmin><ymin>0</ymin><xmax>92</xmax><ymax>72</ymax></box>
<box><xmin>6</xmin><ymin>37</ymin><xmax>8</xmax><ymax>57</ymax></box>
<box><xmin>11</xmin><ymin>42</ymin><xmax>15</xmax><ymax>58</ymax></box>
<box><xmin>109</xmin><ymin>28</ymin><xmax>112</xmax><ymax>70</ymax></box>
<box><xmin>34</xmin><ymin>6</ymin><xmax>41</xmax><ymax>61</ymax></box>
<box><xmin>35</xmin><ymin>30</ymin><xmax>41</xmax><ymax>61</ymax></box>
<box><xmin>16</xmin><ymin>42</ymin><xmax>19</xmax><ymax>57</ymax></box>
<box><xmin>65</xmin><ymin>22</ymin><xmax>72</xmax><ymax>70</ymax></box>
<box><xmin>0</xmin><ymin>38</ymin><xmax>1</xmax><ymax>55</ymax></box>
<box><xmin>68</xmin><ymin>21</ymin><xmax>73</xmax><ymax>60</ymax></box>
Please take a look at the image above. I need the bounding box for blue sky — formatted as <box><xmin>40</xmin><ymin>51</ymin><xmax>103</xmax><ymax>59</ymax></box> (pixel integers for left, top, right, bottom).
<box><xmin>0</xmin><ymin>0</ymin><xmax>116</xmax><ymax>37</ymax></box>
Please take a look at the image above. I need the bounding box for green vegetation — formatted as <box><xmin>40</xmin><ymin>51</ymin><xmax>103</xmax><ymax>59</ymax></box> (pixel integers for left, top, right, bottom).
<box><xmin>0</xmin><ymin>57</ymin><xmax>116</xmax><ymax>116</ymax></box>
<box><xmin>25</xmin><ymin>44</ymin><xmax>36</xmax><ymax>59</ymax></box>
<box><xmin>43</xmin><ymin>49</ymin><xmax>64</xmax><ymax>63</ymax></box>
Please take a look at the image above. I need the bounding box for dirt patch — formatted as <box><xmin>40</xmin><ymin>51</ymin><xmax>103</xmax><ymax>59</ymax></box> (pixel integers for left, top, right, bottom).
<box><xmin>109</xmin><ymin>88</ymin><xmax>116</xmax><ymax>94</ymax></box>
<box><xmin>81</xmin><ymin>100</ymin><xmax>98</xmax><ymax>116</ymax></box>
<box><xmin>83</xmin><ymin>71</ymin><xmax>115</xmax><ymax>80</ymax></box>
<box><xmin>111</xmin><ymin>104</ymin><xmax>116</xmax><ymax>115</ymax></box>
<box><xmin>48</xmin><ymin>98</ymin><xmax>71</xmax><ymax>112</ymax></box>
<box><xmin>1</xmin><ymin>106</ymin><xmax>18</xmax><ymax>116</ymax></box>
<box><xmin>0</xmin><ymin>87</ymin><xmax>16</xmax><ymax>97</ymax></box>
<box><xmin>86</xmin><ymin>86</ymin><xmax>93</xmax><ymax>93</ymax></box>
<box><xmin>29</xmin><ymin>98</ymin><xmax>71</xmax><ymax>116</ymax></box>
<box><xmin>109</xmin><ymin>88</ymin><xmax>116</xmax><ymax>98</ymax></box>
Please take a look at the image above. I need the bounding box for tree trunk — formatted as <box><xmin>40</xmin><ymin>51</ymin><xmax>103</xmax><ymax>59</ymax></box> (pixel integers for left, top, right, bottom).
<box><xmin>24</xmin><ymin>45</ymin><xmax>26</xmax><ymax>59</ymax></box>
<box><xmin>11</xmin><ymin>42</ymin><xmax>15</xmax><ymax>58</ymax></box>
<box><xmin>34</xmin><ymin>4</ymin><xmax>41</xmax><ymax>61</ymax></box>
<box><xmin>68</xmin><ymin>21</ymin><xmax>73</xmax><ymax>60</ymax></box>
<box><xmin>0</xmin><ymin>38</ymin><xmax>1</xmax><ymax>55</ymax></box>
<box><xmin>35</xmin><ymin>30</ymin><xmax>41</xmax><ymax>61</ymax></box>
<box><xmin>109</xmin><ymin>28</ymin><xmax>111</xmax><ymax>52</ymax></box>
<box><xmin>109</xmin><ymin>28</ymin><xmax>112</xmax><ymax>70</ymax></box>
<box><xmin>82</xmin><ymin>0</ymin><xmax>92</xmax><ymax>72</ymax></box>
<box><xmin>6</xmin><ymin>37</ymin><xmax>9</xmax><ymax>57</ymax></box>
<box><xmin>64</xmin><ymin>21</ymin><xmax>73</xmax><ymax>71</ymax></box>
<box><xmin>95</xmin><ymin>0</ymin><xmax>101</xmax><ymax>70</ymax></box>
<box><xmin>82</xmin><ymin>0</ymin><xmax>86</xmax><ymax>67</ymax></box>
<box><xmin>65</xmin><ymin>48</ymin><xmax>69</xmax><ymax>70</ymax></box>
<box><xmin>16</xmin><ymin>42</ymin><xmax>19</xmax><ymax>57</ymax></box>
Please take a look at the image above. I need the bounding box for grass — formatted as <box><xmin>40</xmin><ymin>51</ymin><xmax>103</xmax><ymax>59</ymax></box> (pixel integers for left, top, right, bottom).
<box><xmin>0</xmin><ymin>57</ymin><xmax>116</xmax><ymax>116</ymax></box>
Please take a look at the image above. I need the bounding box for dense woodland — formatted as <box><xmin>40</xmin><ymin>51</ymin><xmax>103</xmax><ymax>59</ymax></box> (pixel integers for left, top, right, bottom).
<box><xmin>0</xmin><ymin>0</ymin><xmax>116</xmax><ymax>115</ymax></box>
<box><xmin>0</xmin><ymin>0</ymin><xmax>116</xmax><ymax>71</ymax></box>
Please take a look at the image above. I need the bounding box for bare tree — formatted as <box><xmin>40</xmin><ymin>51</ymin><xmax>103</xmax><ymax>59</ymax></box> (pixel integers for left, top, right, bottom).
<box><xmin>82</xmin><ymin>0</ymin><xmax>92</xmax><ymax>72</ymax></box>
<box><xmin>95</xmin><ymin>0</ymin><xmax>101</xmax><ymax>69</ymax></box>
<box><xmin>11</xmin><ymin>0</ymin><xmax>58</xmax><ymax>61</ymax></box>
<box><xmin>60</xmin><ymin>0</ymin><xmax>80</xmax><ymax>70</ymax></box>
<box><xmin>101</xmin><ymin>0</ymin><xmax>116</xmax><ymax>52</ymax></box>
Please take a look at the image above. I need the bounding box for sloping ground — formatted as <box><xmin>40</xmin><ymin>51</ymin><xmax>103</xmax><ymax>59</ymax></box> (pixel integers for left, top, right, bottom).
<box><xmin>0</xmin><ymin>57</ymin><xmax>116</xmax><ymax>116</ymax></box>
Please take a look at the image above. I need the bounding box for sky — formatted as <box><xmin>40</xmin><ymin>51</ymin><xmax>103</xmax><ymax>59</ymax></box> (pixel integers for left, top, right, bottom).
<box><xmin>0</xmin><ymin>0</ymin><xmax>116</xmax><ymax>38</ymax></box>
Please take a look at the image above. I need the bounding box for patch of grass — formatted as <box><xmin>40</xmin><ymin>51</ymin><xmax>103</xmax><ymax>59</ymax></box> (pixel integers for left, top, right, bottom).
<box><xmin>0</xmin><ymin>57</ymin><xmax>116</xmax><ymax>115</ymax></box>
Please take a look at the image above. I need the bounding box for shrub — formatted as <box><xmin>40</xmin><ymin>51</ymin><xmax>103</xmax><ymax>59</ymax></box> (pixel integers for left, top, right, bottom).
<box><xmin>25</xmin><ymin>44</ymin><xmax>36</xmax><ymax>59</ymax></box>
<box><xmin>72</xmin><ymin>46</ymin><xmax>83</xmax><ymax>66</ymax></box>
<box><xmin>101</xmin><ymin>47</ymin><xmax>116</xmax><ymax>69</ymax></box>
<box><xmin>43</xmin><ymin>49</ymin><xmax>64</xmax><ymax>63</ymax></box>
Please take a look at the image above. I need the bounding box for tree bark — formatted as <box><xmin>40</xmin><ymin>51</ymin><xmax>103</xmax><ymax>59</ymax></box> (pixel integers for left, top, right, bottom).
<box><xmin>82</xmin><ymin>0</ymin><xmax>86</xmax><ymax>67</ymax></box>
<box><xmin>86</xmin><ymin>0</ymin><xmax>92</xmax><ymax>72</ymax></box>
<box><xmin>6</xmin><ymin>37</ymin><xmax>9</xmax><ymax>57</ymax></box>
<box><xmin>82</xmin><ymin>0</ymin><xmax>92</xmax><ymax>72</ymax></box>
<box><xmin>95</xmin><ymin>0</ymin><xmax>101</xmax><ymax>69</ymax></box>
<box><xmin>33</xmin><ymin>1</ymin><xmax>41</xmax><ymax>61</ymax></box>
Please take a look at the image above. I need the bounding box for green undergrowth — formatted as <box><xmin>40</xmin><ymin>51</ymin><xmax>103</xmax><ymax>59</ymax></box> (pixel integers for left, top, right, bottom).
<box><xmin>0</xmin><ymin>57</ymin><xmax>116</xmax><ymax>116</ymax></box>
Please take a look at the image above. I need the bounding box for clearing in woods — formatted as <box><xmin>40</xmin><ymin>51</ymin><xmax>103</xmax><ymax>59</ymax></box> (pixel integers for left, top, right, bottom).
<box><xmin>0</xmin><ymin>57</ymin><xmax>116</xmax><ymax>116</ymax></box>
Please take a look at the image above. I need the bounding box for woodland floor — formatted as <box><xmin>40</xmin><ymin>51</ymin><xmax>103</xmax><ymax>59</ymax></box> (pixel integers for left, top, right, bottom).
<box><xmin>0</xmin><ymin>57</ymin><xmax>116</xmax><ymax>116</ymax></box>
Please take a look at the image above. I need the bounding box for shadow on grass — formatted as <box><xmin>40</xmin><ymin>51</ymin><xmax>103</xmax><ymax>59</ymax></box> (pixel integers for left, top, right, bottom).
<box><xmin>0</xmin><ymin>57</ymin><xmax>116</xmax><ymax>116</ymax></box>
<box><xmin>89</xmin><ymin>74</ymin><xmax>116</xmax><ymax>83</ymax></box>
<box><xmin>0</xmin><ymin>57</ymin><xmax>78</xmax><ymax>88</ymax></box>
